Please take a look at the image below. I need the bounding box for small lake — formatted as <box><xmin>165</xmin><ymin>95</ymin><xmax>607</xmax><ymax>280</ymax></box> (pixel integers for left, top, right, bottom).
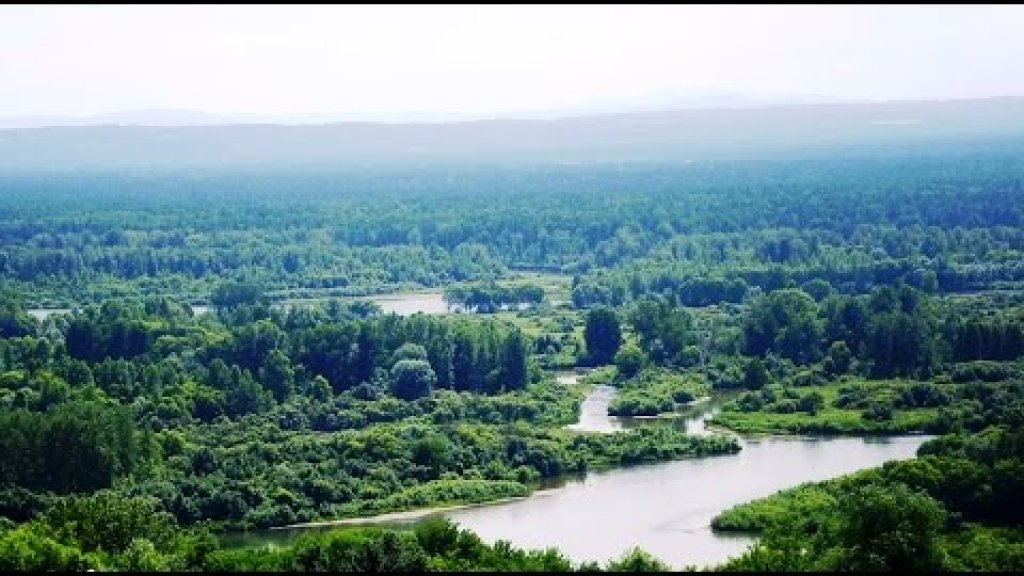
<box><xmin>207</xmin><ymin>292</ymin><xmax>452</xmax><ymax>317</ymax></box>
<box><xmin>349</xmin><ymin>292</ymin><xmax>450</xmax><ymax>316</ymax></box>
<box><xmin>222</xmin><ymin>382</ymin><xmax>932</xmax><ymax>568</ymax></box>
<box><xmin>26</xmin><ymin>308</ymin><xmax>72</xmax><ymax>321</ymax></box>
<box><xmin>200</xmin><ymin>293</ymin><xmax>450</xmax><ymax>317</ymax></box>
<box><xmin>29</xmin><ymin>292</ymin><xmax>450</xmax><ymax>321</ymax></box>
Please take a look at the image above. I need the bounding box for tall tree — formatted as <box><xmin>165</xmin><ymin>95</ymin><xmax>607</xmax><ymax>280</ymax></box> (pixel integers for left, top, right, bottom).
<box><xmin>500</xmin><ymin>329</ymin><xmax>528</xmax><ymax>391</ymax></box>
<box><xmin>585</xmin><ymin>307</ymin><xmax>622</xmax><ymax>365</ymax></box>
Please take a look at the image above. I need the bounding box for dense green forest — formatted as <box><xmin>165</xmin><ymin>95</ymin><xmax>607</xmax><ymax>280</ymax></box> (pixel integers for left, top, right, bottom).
<box><xmin>2</xmin><ymin>145</ymin><xmax>1024</xmax><ymax>570</ymax></box>
<box><xmin>4</xmin><ymin>151</ymin><xmax>1024</xmax><ymax>307</ymax></box>
<box><xmin>712</xmin><ymin>426</ymin><xmax>1024</xmax><ymax>571</ymax></box>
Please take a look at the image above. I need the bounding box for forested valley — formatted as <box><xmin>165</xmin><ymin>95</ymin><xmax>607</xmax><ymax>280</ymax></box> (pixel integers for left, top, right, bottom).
<box><xmin>2</xmin><ymin>143</ymin><xmax>1024</xmax><ymax>571</ymax></box>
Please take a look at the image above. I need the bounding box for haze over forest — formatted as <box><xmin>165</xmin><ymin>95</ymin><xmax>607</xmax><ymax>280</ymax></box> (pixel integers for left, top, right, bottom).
<box><xmin>2</xmin><ymin>96</ymin><xmax>1024</xmax><ymax>169</ymax></box>
<box><xmin>4</xmin><ymin>5</ymin><xmax>1024</xmax><ymax>574</ymax></box>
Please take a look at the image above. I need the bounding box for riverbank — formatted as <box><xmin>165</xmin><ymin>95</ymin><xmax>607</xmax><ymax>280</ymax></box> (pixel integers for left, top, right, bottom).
<box><xmin>274</xmin><ymin>496</ymin><xmax>535</xmax><ymax>530</ymax></box>
<box><xmin>221</xmin><ymin>423</ymin><xmax>740</xmax><ymax>547</ymax></box>
<box><xmin>709</xmin><ymin>406</ymin><xmax>940</xmax><ymax>435</ymax></box>
<box><xmin>625</xmin><ymin>395</ymin><xmax>713</xmax><ymax>420</ymax></box>
<box><xmin>705</xmin><ymin>379</ymin><xmax>955</xmax><ymax>436</ymax></box>
<box><xmin>220</xmin><ymin>384</ymin><xmax>928</xmax><ymax>569</ymax></box>
<box><xmin>214</xmin><ymin>410</ymin><xmax>739</xmax><ymax>543</ymax></box>
<box><xmin>440</xmin><ymin>433</ymin><xmax>930</xmax><ymax>569</ymax></box>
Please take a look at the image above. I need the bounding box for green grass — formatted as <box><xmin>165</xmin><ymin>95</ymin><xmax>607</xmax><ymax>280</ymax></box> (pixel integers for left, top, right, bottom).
<box><xmin>504</xmin><ymin>272</ymin><xmax>574</xmax><ymax>303</ymax></box>
<box><xmin>711</xmin><ymin>406</ymin><xmax>939</xmax><ymax>435</ymax></box>
<box><xmin>712</xmin><ymin>466</ymin><xmax>879</xmax><ymax>532</ymax></box>
<box><xmin>332</xmin><ymin>479</ymin><xmax>531</xmax><ymax>521</ymax></box>
<box><xmin>607</xmin><ymin>368</ymin><xmax>710</xmax><ymax>417</ymax></box>
<box><xmin>940</xmin><ymin>524</ymin><xmax>1024</xmax><ymax>571</ymax></box>
<box><xmin>709</xmin><ymin>379</ymin><xmax>943</xmax><ymax>435</ymax></box>
<box><xmin>579</xmin><ymin>365</ymin><xmax>617</xmax><ymax>386</ymax></box>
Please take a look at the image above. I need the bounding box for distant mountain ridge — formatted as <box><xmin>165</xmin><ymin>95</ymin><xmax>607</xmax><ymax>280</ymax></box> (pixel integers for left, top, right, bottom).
<box><xmin>0</xmin><ymin>93</ymin><xmax>855</xmax><ymax>129</ymax></box>
<box><xmin>2</xmin><ymin>96</ymin><xmax>1023</xmax><ymax>169</ymax></box>
<box><xmin>0</xmin><ymin>109</ymin><xmax>239</xmax><ymax>130</ymax></box>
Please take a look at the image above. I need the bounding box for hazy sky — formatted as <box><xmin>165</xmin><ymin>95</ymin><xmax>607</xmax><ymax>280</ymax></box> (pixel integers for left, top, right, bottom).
<box><xmin>3</xmin><ymin>4</ymin><xmax>1023</xmax><ymax>117</ymax></box>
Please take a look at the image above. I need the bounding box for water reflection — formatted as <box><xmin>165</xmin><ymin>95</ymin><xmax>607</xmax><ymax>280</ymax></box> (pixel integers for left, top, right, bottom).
<box><xmin>225</xmin><ymin>383</ymin><xmax>931</xmax><ymax>569</ymax></box>
<box><xmin>443</xmin><ymin>433</ymin><xmax>928</xmax><ymax>569</ymax></box>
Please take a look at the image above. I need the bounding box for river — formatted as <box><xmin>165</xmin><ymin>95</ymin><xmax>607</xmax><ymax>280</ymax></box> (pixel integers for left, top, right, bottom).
<box><xmin>220</xmin><ymin>377</ymin><xmax>932</xmax><ymax>568</ymax></box>
<box><xmin>17</xmin><ymin>304</ymin><xmax>934</xmax><ymax>566</ymax></box>
<box><xmin>443</xmin><ymin>431</ymin><xmax>927</xmax><ymax>569</ymax></box>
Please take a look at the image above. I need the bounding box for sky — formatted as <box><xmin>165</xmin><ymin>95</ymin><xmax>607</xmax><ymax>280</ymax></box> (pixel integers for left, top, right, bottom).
<box><xmin>2</xmin><ymin>4</ymin><xmax>1024</xmax><ymax>119</ymax></box>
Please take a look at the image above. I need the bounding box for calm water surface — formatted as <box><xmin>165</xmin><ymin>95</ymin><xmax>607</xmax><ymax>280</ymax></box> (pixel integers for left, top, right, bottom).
<box><xmin>350</xmin><ymin>292</ymin><xmax>449</xmax><ymax>315</ymax></box>
<box><xmin>26</xmin><ymin>308</ymin><xmax>72</xmax><ymax>321</ymax></box>
<box><xmin>222</xmin><ymin>382</ymin><xmax>931</xmax><ymax>568</ymax></box>
<box><xmin>440</xmin><ymin>383</ymin><xmax>929</xmax><ymax>568</ymax></box>
<box><xmin>444</xmin><ymin>433</ymin><xmax>927</xmax><ymax>569</ymax></box>
<box><xmin>22</xmin><ymin>304</ymin><xmax>931</xmax><ymax>567</ymax></box>
<box><xmin>29</xmin><ymin>292</ymin><xmax>450</xmax><ymax>321</ymax></box>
